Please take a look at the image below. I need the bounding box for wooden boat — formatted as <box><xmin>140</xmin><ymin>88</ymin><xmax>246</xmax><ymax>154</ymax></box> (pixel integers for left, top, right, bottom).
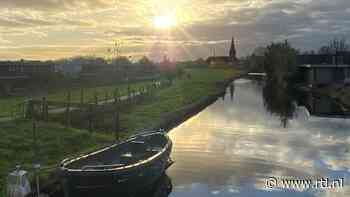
<box><xmin>59</xmin><ymin>131</ymin><xmax>173</xmax><ymax>196</ymax></box>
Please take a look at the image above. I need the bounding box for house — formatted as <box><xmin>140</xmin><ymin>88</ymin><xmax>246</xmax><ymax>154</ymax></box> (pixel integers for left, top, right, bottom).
<box><xmin>0</xmin><ymin>60</ymin><xmax>55</xmax><ymax>95</ymax></box>
<box><xmin>206</xmin><ymin>37</ymin><xmax>238</xmax><ymax>66</ymax></box>
<box><xmin>297</xmin><ymin>53</ymin><xmax>350</xmax><ymax>86</ymax></box>
<box><xmin>0</xmin><ymin>60</ymin><xmax>55</xmax><ymax>78</ymax></box>
<box><xmin>298</xmin><ymin>64</ymin><xmax>350</xmax><ymax>86</ymax></box>
<box><xmin>206</xmin><ymin>56</ymin><xmax>233</xmax><ymax>66</ymax></box>
<box><xmin>297</xmin><ymin>53</ymin><xmax>350</xmax><ymax>65</ymax></box>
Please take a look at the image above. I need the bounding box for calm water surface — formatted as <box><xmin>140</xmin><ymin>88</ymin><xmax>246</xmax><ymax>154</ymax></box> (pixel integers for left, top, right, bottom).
<box><xmin>166</xmin><ymin>79</ymin><xmax>350</xmax><ymax>197</ymax></box>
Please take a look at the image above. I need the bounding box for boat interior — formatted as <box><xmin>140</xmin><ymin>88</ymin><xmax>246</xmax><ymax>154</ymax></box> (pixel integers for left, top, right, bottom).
<box><xmin>64</xmin><ymin>133</ymin><xmax>168</xmax><ymax>170</ymax></box>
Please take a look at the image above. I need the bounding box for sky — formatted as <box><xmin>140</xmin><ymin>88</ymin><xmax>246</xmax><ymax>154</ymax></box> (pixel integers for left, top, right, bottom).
<box><xmin>0</xmin><ymin>0</ymin><xmax>350</xmax><ymax>61</ymax></box>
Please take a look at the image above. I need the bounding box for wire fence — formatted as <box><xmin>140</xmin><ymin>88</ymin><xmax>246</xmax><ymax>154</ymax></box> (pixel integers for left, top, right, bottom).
<box><xmin>26</xmin><ymin>80</ymin><xmax>172</xmax><ymax>133</ymax></box>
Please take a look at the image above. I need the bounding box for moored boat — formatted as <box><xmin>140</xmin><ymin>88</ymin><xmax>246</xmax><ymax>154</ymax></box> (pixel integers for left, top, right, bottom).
<box><xmin>59</xmin><ymin>131</ymin><xmax>173</xmax><ymax>196</ymax></box>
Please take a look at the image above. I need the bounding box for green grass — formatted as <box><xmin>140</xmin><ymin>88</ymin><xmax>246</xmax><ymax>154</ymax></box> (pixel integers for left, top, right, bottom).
<box><xmin>46</xmin><ymin>81</ymin><xmax>153</xmax><ymax>103</ymax></box>
<box><xmin>119</xmin><ymin>68</ymin><xmax>241</xmax><ymax>131</ymax></box>
<box><xmin>0</xmin><ymin>120</ymin><xmax>113</xmax><ymax>192</ymax></box>
<box><xmin>0</xmin><ymin>97</ymin><xmax>27</xmax><ymax>118</ymax></box>
<box><xmin>0</xmin><ymin>80</ymin><xmax>154</xmax><ymax>118</ymax></box>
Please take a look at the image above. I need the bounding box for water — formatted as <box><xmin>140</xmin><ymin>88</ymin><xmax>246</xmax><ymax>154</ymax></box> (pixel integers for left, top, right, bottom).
<box><xmin>165</xmin><ymin>79</ymin><xmax>350</xmax><ymax>197</ymax></box>
<box><xmin>67</xmin><ymin>78</ymin><xmax>350</xmax><ymax>197</ymax></box>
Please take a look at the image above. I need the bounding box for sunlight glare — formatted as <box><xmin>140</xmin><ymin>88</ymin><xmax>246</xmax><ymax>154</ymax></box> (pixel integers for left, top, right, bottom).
<box><xmin>153</xmin><ymin>15</ymin><xmax>177</xmax><ymax>29</ymax></box>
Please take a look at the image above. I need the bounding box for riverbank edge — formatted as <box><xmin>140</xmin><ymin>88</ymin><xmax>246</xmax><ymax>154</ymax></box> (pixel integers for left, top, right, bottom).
<box><xmin>297</xmin><ymin>85</ymin><xmax>350</xmax><ymax>110</ymax></box>
<box><xmin>152</xmin><ymin>73</ymin><xmax>247</xmax><ymax>132</ymax></box>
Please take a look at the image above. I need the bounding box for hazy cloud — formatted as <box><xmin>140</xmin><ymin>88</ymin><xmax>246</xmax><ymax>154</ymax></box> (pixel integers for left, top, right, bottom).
<box><xmin>1</xmin><ymin>0</ymin><xmax>350</xmax><ymax>60</ymax></box>
<box><xmin>0</xmin><ymin>0</ymin><xmax>117</xmax><ymax>11</ymax></box>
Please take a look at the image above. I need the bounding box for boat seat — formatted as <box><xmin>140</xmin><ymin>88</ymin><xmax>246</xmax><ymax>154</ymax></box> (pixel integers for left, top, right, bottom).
<box><xmin>82</xmin><ymin>163</ymin><xmax>124</xmax><ymax>170</ymax></box>
<box><xmin>146</xmin><ymin>147</ymin><xmax>163</xmax><ymax>152</ymax></box>
<box><xmin>131</xmin><ymin>141</ymin><xmax>145</xmax><ymax>144</ymax></box>
<box><xmin>121</xmin><ymin>153</ymin><xmax>133</xmax><ymax>158</ymax></box>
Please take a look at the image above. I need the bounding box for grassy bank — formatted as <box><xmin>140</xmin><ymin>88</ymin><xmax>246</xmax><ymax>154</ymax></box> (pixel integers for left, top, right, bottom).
<box><xmin>118</xmin><ymin>68</ymin><xmax>241</xmax><ymax>132</ymax></box>
<box><xmin>0</xmin><ymin>80</ymin><xmax>154</xmax><ymax>118</ymax></box>
<box><xmin>46</xmin><ymin>68</ymin><xmax>241</xmax><ymax>133</ymax></box>
<box><xmin>0</xmin><ymin>121</ymin><xmax>113</xmax><ymax>193</ymax></box>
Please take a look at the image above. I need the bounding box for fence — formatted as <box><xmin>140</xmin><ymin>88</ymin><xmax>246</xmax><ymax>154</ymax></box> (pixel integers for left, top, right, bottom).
<box><xmin>26</xmin><ymin>80</ymin><xmax>173</xmax><ymax>134</ymax></box>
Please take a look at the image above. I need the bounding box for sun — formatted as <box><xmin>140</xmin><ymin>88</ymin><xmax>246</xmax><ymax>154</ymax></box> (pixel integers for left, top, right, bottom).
<box><xmin>153</xmin><ymin>15</ymin><xmax>177</xmax><ymax>29</ymax></box>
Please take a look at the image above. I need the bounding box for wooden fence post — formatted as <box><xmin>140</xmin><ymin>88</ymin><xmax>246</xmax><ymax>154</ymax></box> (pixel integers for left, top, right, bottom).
<box><xmin>105</xmin><ymin>91</ymin><xmax>108</xmax><ymax>103</ymax></box>
<box><xmin>127</xmin><ymin>85</ymin><xmax>131</xmax><ymax>103</ymax></box>
<box><xmin>114</xmin><ymin>103</ymin><xmax>120</xmax><ymax>142</ymax></box>
<box><xmin>80</xmin><ymin>88</ymin><xmax>84</xmax><ymax>106</ymax></box>
<box><xmin>10</xmin><ymin>107</ymin><xmax>14</xmax><ymax>120</ymax></box>
<box><xmin>25</xmin><ymin>99</ymin><xmax>33</xmax><ymax>120</ymax></box>
<box><xmin>146</xmin><ymin>85</ymin><xmax>150</xmax><ymax>97</ymax></box>
<box><xmin>22</xmin><ymin>101</ymin><xmax>26</xmax><ymax>119</ymax></box>
<box><xmin>41</xmin><ymin>97</ymin><xmax>48</xmax><ymax>121</ymax></box>
<box><xmin>88</xmin><ymin>104</ymin><xmax>93</xmax><ymax>133</ymax></box>
<box><xmin>138</xmin><ymin>87</ymin><xmax>142</xmax><ymax>102</ymax></box>
<box><xmin>94</xmin><ymin>91</ymin><xmax>98</xmax><ymax>105</ymax></box>
<box><xmin>131</xmin><ymin>89</ymin><xmax>134</xmax><ymax>103</ymax></box>
<box><xmin>65</xmin><ymin>90</ymin><xmax>71</xmax><ymax>127</ymax></box>
<box><xmin>41</xmin><ymin>97</ymin><xmax>44</xmax><ymax>120</ymax></box>
<box><xmin>114</xmin><ymin>88</ymin><xmax>119</xmax><ymax>104</ymax></box>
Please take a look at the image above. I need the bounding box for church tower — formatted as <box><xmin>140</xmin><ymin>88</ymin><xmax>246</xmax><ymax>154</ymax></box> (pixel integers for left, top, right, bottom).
<box><xmin>229</xmin><ymin>37</ymin><xmax>237</xmax><ymax>62</ymax></box>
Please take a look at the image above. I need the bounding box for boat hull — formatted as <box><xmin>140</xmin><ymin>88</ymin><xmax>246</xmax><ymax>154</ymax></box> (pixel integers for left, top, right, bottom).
<box><xmin>60</xmin><ymin>133</ymin><xmax>172</xmax><ymax>197</ymax></box>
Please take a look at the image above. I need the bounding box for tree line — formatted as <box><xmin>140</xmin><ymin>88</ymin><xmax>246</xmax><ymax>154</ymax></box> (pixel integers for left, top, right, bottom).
<box><xmin>246</xmin><ymin>37</ymin><xmax>350</xmax><ymax>75</ymax></box>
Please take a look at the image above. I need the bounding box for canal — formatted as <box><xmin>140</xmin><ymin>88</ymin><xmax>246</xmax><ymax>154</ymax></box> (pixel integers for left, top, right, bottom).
<box><xmin>164</xmin><ymin>78</ymin><xmax>350</xmax><ymax>197</ymax></box>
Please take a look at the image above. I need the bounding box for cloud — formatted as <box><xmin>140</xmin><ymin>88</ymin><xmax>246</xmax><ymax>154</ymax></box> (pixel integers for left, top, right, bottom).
<box><xmin>0</xmin><ymin>17</ymin><xmax>55</xmax><ymax>27</ymax></box>
<box><xmin>0</xmin><ymin>0</ymin><xmax>117</xmax><ymax>11</ymax></box>
<box><xmin>0</xmin><ymin>37</ymin><xmax>11</xmax><ymax>44</ymax></box>
<box><xmin>0</xmin><ymin>14</ymin><xmax>94</xmax><ymax>28</ymax></box>
<box><xmin>1</xmin><ymin>0</ymin><xmax>350</xmax><ymax>60</ymax></box>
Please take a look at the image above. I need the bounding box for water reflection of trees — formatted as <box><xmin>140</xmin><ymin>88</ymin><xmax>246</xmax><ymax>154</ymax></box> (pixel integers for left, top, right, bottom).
<box><xmin>143</xmin><ymin>174</ymin><xmax>173</xmax><ymax>197</ymax></box>
<box><xmin>262</xmin><ymin>78</ymin><xmax>296</xmax><ymax>128</ymax></box>
<box><xmin>65</xmin><ymin>174</ymin><xmax>173</xmax><ymax>197</ymax></box>
<box><xmin>125</xmin><ymin>174</ymin><xmax>173</xmax><ymax>197</ymax></box>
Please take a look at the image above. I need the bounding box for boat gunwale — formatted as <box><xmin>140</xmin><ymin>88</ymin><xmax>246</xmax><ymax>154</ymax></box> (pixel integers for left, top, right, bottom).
<box><xmin>60</xmin><ymin>131</ymin><xmax>171</xmax><ymax>173</ymax></box>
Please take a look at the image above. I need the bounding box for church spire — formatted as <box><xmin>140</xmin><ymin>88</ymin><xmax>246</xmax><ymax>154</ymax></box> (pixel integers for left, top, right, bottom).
<box><xmin>229</xmin><ymin>37</ymin><xmax>237</xmax><ymax>61</ymax></box>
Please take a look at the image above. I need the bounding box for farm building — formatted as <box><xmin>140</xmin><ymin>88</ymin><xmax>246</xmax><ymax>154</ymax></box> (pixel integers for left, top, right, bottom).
<box><xmin>298</xmin><ymin>53</ymin><xmax>350</xmax><ymax>86</ymax></box>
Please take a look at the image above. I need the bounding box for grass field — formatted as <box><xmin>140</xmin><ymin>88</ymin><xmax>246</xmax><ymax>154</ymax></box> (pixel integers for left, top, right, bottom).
<box><xmin>0</xmin><ymin>80</ymin><xmax>154</xmax><ymax>118</ymax></box>
<box><xmin>46</xmin><ymin>81</ymin><xmax>154</xmax><ymax>103</ymax></box>
<box><xmin>0</xmin><ymin>97</ymin><xmax>26</xmax><ymax>118</ymax></box>
<box><xmin>0</xmin><ymin>120</ymin><xmax>113</xmax><ymax>193</ymax></box>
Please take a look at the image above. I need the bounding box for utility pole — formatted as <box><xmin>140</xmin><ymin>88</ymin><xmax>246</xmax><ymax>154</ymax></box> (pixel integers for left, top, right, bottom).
<box><xmin>114</xmin><ymin>40</ymin><xmax>122</xmax><ymax>72</ymax></box>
